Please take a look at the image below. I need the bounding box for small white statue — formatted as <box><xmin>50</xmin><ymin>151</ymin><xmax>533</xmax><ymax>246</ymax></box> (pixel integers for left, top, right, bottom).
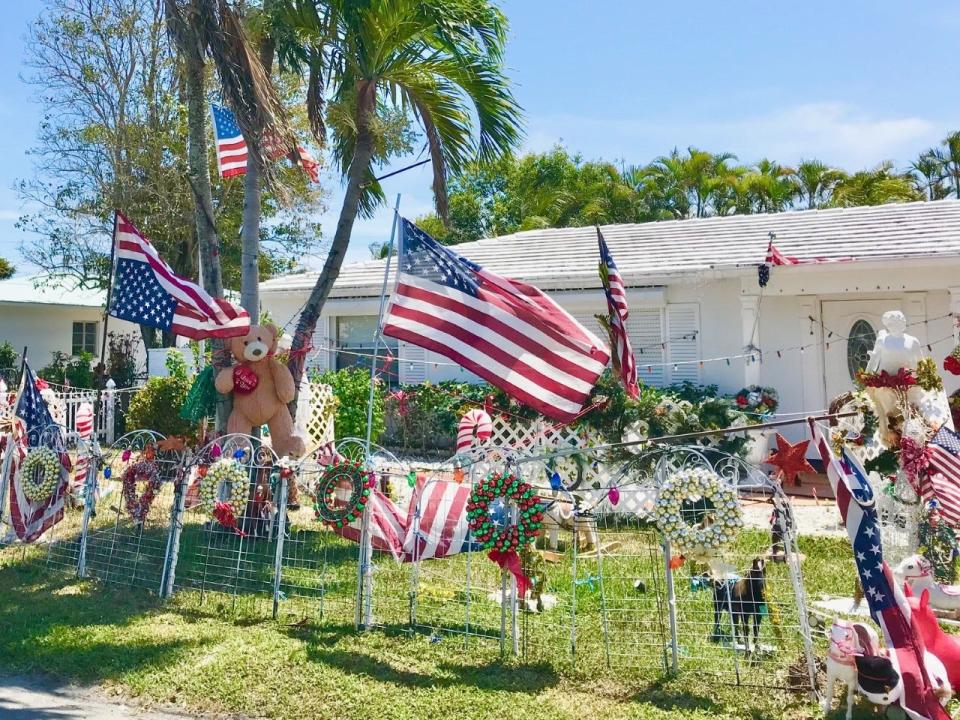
<box><xmin>895</xmin><ymin>555</ymin><xmax>960</xmax><ymax>611</ymax></box>
<box><xmin>865</xmin><ymin>310</ymin><xmax>923</xmax><ymax>375</ymax></box>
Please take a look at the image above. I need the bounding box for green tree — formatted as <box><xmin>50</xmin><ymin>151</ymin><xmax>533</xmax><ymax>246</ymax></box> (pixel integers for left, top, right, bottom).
<box><xmin>828</xmin><ymin>162</ymin><xmax>921</xmax><ymax>207</ymax></box>
<box><xmin>911</xmin><ymin>148</ymin><xmax>949</xmax><ymax>201</ymax></box>
<box><xmin>285</xmin><ymin>0</ymin><xmax>522</xmax><ymax>391</ymax></box>
<box><xmin>743</xmin><ymin>159</ymin><xmax>797</xmax><ymax>213</ymax></box>
<box><xmin>0</xmin><ymin>257</ymin><xmax>14</xmax><ymax>280</ymax></box>
<box><xmin>790</xmin><ymin>159</ymin><xmax>845</xmax><ymax>209</ymax></box>
<box><xmin>643</xmin><ymin>147</ymin><xmax>740</xmax><ymax>218</ymax></box>
<box><xmin>942</xmin><ymin>132</ymin><xmax>960</xmax><ymax>199</ymax></box>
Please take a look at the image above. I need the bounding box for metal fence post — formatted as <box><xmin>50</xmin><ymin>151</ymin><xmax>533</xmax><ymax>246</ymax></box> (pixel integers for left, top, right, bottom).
<box><xmin>160</xmin><ymin>463</ymin><xmax>188</xmax><ymax>599</ymax></box>
<box><xmin>103</xmin><ymin>379</ymin><xmax>116</xmax><ymax>444</ymax></box>
<box><xmin>76</xmin><ymin>445</ymin><xmax>100</xmax><ymax>578</ymax></box>
<box><xmin>663</xmin><ymin>539</ymin><xmax>680</xmax><ymax>673</ymax></box>
<box><xmin>272</xmin><ymin>471</ymin><xmax>289</xmax><ymax>620</ymax></box>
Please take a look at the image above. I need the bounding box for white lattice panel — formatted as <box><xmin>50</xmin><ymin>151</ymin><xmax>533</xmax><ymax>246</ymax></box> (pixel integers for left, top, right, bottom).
<box><xmin>305</xmin><ymin>381</ymin><xmax>336</xmax><ymax>448</ymax></box>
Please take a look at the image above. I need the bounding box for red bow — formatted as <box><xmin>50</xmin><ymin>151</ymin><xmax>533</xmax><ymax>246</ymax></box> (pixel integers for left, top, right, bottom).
<box><xmin>213</xmin><ymin>501</ymin><xmax>247</xmax><ymax>537</ymax></box>
<box><xmin>900</xmin><ymin>436</ymin><xmax>931</xmax><ymax>488</ymax></box>
<box><xmin>488</xmin><ymin>549</ymin><xmax>531</xmax><ymax>597</ymax></box>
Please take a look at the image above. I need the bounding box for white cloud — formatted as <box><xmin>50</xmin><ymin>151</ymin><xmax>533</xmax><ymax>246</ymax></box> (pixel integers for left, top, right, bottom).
<box><xmin>0</xmin><ymin>209</ymin><xmax>21</xmax><ymax>221</ymax></box>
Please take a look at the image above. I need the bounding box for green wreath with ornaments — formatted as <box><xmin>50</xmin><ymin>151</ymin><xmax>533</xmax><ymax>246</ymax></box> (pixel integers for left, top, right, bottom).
<box><xmin>655</xmin><ymin>467</ymin><xmax>743</xmax><ymax>556</ymax></box>
<box><xmin>198</xmin><ymin>459</ymin><xmax>248</xmax><ymax>519</ymax></box>
<box><xmin>313</xmin><ymin>460</ymin><xmax>375</xmax><ymax>528</ymax></box>
<box><xmin>466</xmin><ymin>471</ymin><xmax>544</xmax><ymax>552</ymax></box>
<box><xmin>20</xmin><ymin>447</ymin><xmax>62</xmax><ymax>504</ymax></box>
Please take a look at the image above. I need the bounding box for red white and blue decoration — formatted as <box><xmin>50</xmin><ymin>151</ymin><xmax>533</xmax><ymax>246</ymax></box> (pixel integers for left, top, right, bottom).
<box><xmin>383</xmin><ymin>217</ymin><xmax>609</xmax><ymax>422</ymax></box>
<box><xmin>923</xmin><ymin>425</ymin><xmax>960</xmax><ymax>527</ymax></box>
<box><xmin>109</xmin><ymin>213</ymin><xmax>250</xmax><ymax>340</ymax></box>
<box><xmin>597</xmin><ymin>228</ymin><xmax>639</xmax><ymax>399</ymax></box>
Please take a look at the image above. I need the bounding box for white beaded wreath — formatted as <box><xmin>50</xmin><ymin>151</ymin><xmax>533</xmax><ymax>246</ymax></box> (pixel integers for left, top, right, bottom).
<box><xmin>199</xmin><ymin>459</ymin><xmax>248</xmax><ymax>519</ymax></box>
<box><xmin>655</xmin><ymin>467</ymin><xmax>743</xmax><ymax>555</ymax></box>
<box><xmin>20</xmin><ymin>447</ymin><xmax>62</xmax><ymax>504</ymax></box>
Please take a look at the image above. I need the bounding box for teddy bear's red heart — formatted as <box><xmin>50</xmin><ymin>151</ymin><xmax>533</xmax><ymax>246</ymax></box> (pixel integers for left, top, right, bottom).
<box><xmin>233</xmin><ymin>365</ymin><xmax>259</xmax><ymax>395</ymax></box>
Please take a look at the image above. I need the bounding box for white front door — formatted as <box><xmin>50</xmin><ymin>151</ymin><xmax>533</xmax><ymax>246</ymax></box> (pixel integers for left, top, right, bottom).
<box><xmin>821</xmin><ymin>299</ymin><xmax>901</xmax><ymax>403</ymax></box>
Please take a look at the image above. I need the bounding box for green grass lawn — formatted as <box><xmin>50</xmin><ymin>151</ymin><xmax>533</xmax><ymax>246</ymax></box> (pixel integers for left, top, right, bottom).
<box><xmin>0</xmin><ymin>493</ymin><xmax>871</xmax><ymax>720</ymax></box>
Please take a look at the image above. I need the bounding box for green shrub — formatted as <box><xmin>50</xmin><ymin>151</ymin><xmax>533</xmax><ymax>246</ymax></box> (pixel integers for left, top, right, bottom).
<box><xmin>37</xmin><ymin>351</ymin><xmax>98</xmax><ymax>388</ymax></box>
<box><xmin>317</xmin><ymin>367</ymin><xmax>385</xmax><ymax>443</ymax></box>
<box><xmin>126</xmin><ymin>351</ymin><xmax>194</xmax><ymax>439</ymax></box>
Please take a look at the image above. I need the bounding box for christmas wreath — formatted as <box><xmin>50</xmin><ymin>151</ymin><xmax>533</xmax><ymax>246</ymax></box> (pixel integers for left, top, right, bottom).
<box><xmin>312</xmin><ymin>460</ymin><xmax>375</xmax><ymax>528</ymax></box>
<box><xmin>734</xmin><ymin>385</ymin><xmax>779</xmax><ymax>414</ymax></box>
<box><xmin>121</xmin><ymin>461</ymin><xmax>162</xmax><ymax>523</ymax></box>
<box><xmin>655</xmin><ymin>467</ymin><xmax>743</xmax><ymax>556</ymax></box>
<box><xmin>466</xmin><ymin>471</ymin><xmax>543</xmax><ymax>552</ymax></box>
<box><xmin>20</xmin><ymin>447</ymin><xmax>62</xmax><ymax>504</ymax></box>
<box><xmin>199</xmin><ymin>459</ymin><xmax>249</xmax><ymax>529</ymax></box>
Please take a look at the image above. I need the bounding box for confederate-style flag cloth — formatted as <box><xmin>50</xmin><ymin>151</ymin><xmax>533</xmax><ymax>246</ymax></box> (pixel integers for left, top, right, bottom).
<box><xmin>109</xmin><ymin>213</ymin><xmax>250</xmax><ymax>340</ymax></box>
<box><xmin>383</xmin><ymin>218</ymin><xmax>610</xmax><ymax>422</ymax></box>
<box><xmin>5</xmin><ymin>363</ymin><xmax>71</xmax><ymax>543</ymax></box>
<box><xmin>597</xmin><ymin>228</ymin><xmax>639</xmax><ymax>399</ymax></box>
<box><xmin>810</xmin><ymin>419</ymin><xmax>950</xmax><ymax>720</ymax></box>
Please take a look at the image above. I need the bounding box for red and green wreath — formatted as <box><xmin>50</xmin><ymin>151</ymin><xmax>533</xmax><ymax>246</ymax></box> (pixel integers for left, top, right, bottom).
<box><xmin>734</xmin><ymin>385</ymin><xmax>779</xmax><ymax>414</ymax></box>
<box><xmin>121</xmin><ymin>461</ymin><xmax>162</xmax><ymax>523</ymax></box>
<box><xmin>466</xmin><ymin>471</ymin><xmax>543</xmax><ymax>552</ymax></box>
<box><xmin>313</xmin><ymin>460</ymin><xmax>375</xmax><ymax>528</ymax></box>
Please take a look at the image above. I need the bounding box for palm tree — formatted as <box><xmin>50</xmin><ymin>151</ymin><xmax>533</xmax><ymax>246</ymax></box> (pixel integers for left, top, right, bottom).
<box><xmin>943</xmin><ymin>132</ymin><xmax>960</xmax><ymax>199</ymax></box>
<box><xmin>790</xmin><ymin>159</ymin><xmax>845</xmax><ymax>210</ymax></box>
<box><xmin>281</xmin><ymin>0</ymin><xmax>522</xmax><ymax>390</ymax></box>
<box><xmin>828</xmin><ymin>162</ymin><xmax>921</xmax><ymax>207</ymax></box>
<box><xmin>911</xmin><ymin>148</ymin><xmax>948</xmax><ymax>201</ymax></box>
<box><xmin>643</xmin><ymin>148</ymin><xmax>740</xmax><ymax>218</ymax></box>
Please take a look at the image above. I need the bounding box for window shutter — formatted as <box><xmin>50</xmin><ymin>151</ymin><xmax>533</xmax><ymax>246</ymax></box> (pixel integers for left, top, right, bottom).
<box><xmin>309</xmin><ymin>317</ymin><xmax>331</xmax><ymax>373</ymax></box>
<box><xmin>399</xmin><ymin>341</ymin><xmax>427</xmax><ymax>385</ymax></box>
<box><xmin>666</xmin><ymin>304</ymin><xmax>700</xmax><ymax>384</ymax></box>
<box><xmin>628</xmin><ymin>308</ymin><xmax>664</xmax><ymax>387</ymax></box>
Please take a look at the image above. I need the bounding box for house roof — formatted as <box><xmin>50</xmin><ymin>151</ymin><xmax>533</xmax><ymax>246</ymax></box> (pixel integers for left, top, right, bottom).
<box><xmin>261</xmin><ymin>200</ymin><xmax>960</xmax><ymax>298</ymax></box>
<box><xmin>0</xmin><ymin>274</ymin><xmax>107</xmax><ymax>307</ymax></box>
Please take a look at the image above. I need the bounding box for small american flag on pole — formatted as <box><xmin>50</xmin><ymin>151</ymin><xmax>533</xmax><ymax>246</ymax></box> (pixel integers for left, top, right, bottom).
<box><xmin>109</xmin><ymin>213</ymin><xmax>250</xmax><ymax>340</ymax></box>
<box><xmin>211</xmin><ymin>103</ymin><xmax>319</xmax><ymax>183</ymax></box>
<box><xmin>810</xmin><ymin>419</ymin><xmax>950</xmax><ymax>720</ymax></box>
<box><xmin>923</xmin><ymin>426</ymin><xmax>960</xmax><ymax>527</ymax></box>
<box><xmin>383</xmin><ymin>218</ymin><xmax>610</xmax><ymax>422</ymax></box>
<box><xmin>597</xmin><ymin>229</ymin><xmax>639</xmax><ymax>399</ymax></box>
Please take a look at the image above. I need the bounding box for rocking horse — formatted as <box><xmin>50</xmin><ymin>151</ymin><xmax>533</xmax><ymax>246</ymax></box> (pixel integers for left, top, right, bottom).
<box><xmin>822</xmin><ymin>619</ymin><xmax>903</xmax><ymax>719</ymax></box>
<box><xmin>895</xmin><ymin>555</ymin><xmax>960</xmax><ymax>611</ymax></box>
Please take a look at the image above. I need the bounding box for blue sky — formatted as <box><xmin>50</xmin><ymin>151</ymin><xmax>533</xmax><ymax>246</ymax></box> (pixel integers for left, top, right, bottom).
<box><xmin>2</xmin><ymin>1</ymin><xmax>960</xmax><ymax>274</ymax></box>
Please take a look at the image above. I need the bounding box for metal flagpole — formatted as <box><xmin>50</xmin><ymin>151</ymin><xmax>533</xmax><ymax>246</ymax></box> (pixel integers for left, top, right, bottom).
<box><xmin>94</xmin><ymin>214</ymin><xmax>120</xmax><ymax>439</ymax></box>
<box><xmin>355</xmin><ymin>194</ymin><xmax>401</xmax><ymax>630</ymax></box>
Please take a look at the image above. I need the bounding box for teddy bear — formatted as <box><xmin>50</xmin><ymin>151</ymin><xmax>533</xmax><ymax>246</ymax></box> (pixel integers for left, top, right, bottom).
<box><xmin>214</xmin><ymin>322</ymin><xmax>306</xmax><ymax>462</ymax></box>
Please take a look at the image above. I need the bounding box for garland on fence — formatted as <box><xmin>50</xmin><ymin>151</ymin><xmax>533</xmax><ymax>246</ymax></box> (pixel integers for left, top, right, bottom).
<box><xmin>20</xmin><ymin>447</ymin><xmax>62</xmax><ymax>504</ymax></box>
<box><xmin>312</xmin><ymin>460</ymin><xmax>375</xmax><ymax>528</ymax></box>
<box><xmin>121</xmin><ymin>460</ymin><xmax>162</xmax><ymax>523</ymax></box>
<box><xmin>199</xmin><ymin>459</ymin><xmax>248</xmax><ymax>535</ymax></box>
<box><xmin>655</xmin><ymin>468</ymin><xmax>743</xmax><ymax>559</ymax></box>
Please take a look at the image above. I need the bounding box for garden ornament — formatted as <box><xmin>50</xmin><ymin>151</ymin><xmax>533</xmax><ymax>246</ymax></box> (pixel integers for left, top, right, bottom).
<box><xmin>895</xmin><ymin>555</ymin><xmax>960</xmax><ymax>611</ymax></box>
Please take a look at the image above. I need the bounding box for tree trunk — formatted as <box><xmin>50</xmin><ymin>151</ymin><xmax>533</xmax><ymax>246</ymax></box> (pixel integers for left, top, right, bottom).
<box><xmin>288</xmin><ymin>116</ymin><xmax>377</xmax><ymax>403</ymax></box>
<box><xmin>240</xmin><ymin>152</ymin><xmax>261</xmax><ymax>318</ymax></box>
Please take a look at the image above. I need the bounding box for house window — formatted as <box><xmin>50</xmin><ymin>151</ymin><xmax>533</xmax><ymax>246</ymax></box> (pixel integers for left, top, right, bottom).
<box><xmin>71</xmin><ymin>322</ymin><xmax>98</xmax><ymax>356</ymax></box>
<box><xmin>847</xmin><ymin>319</ymin><xmax>876</xmax><ymax>381</ymax></box>
<box><xmin>335</xmin><ymin>316</ymin><xmax>399</xmax><ymax>385</ymax></box>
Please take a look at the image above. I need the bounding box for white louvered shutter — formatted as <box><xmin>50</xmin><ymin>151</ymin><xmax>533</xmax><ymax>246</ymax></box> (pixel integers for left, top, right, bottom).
<box><xmin>310</xmin><ymin>316</ymin><xmax>331</xmax><ymax>373</ymax></box>
<box><xmin>666</xmin><ymin>304</ymin><xmax>700</xmax><ymax>384</ymax></box>
<box><xmin>399</xmin><ymin>341</ymin><xmax>427</xmax><ymax>385</ymax></box>
<box><xmin>628</xmin><ymin>308</ymin><xmax>664</xmax><ymax>387</ymax></box>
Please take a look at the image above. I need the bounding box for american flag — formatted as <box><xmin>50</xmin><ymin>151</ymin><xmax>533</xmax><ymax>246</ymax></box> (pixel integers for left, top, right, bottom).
<box><xmin>211</xmin><ymin>104</ymin><xmax>319</xmax><ymax>183</ymax></box>
<box><xmin>109</xmin><ymin>213</ymin><xmax>250</xmax><ymax>340</ymax></box>
<box><xmin>383</xmin><ymin>218</ymin><xmax>610</xmax><ymax>422</ymax></box>
<box><xmin>765</xmin><ymin>237</ymin><xmax>854</xmax><ymax>266</ymax></box>
<box><xmin>810</xmin><ymin>420</ymin><xmax>950</xmax><ymax>720</ymax></box>
<box><xmin>597</xmin><ymin>229</ymin><xmax>639</xmax><ymax>399</ymax></box>
<box><xmin>924</xmin><ymin>426</ymin><xmax>960</xmax><ymax>527</ymax></box>
<box><xmin>6</xmin><ymin>363</ymin><xmax>70</xmax><ymax>543</ymax></box>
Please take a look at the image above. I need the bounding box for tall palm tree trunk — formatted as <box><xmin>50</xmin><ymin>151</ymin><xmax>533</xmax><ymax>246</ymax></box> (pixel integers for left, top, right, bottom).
<box><xmin>288</xmin><ymin>101</ymin><xmax>376</xmax><ymax>399</ymax></box>
<box><xmin>240</xmin><ymin>152</ymin><xmax>261</xmax><ymax>317</ymax></box>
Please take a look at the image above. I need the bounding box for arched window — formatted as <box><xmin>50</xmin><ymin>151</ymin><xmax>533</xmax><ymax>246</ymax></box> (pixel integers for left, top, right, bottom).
<box><xmin>847</xmin><ymin>319</ymin><xmax>876</xmax><ymax>381</ymax></box>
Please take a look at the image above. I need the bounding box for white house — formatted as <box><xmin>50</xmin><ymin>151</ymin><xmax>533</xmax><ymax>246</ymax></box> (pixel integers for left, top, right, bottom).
<box><xmin>264</xmin><ymin>201</ymin><xmax>960</xmax><ymax>442</ymax></box>
<box><xmin>0</xmin><ymin>274</ymin><xmax>143</xmax><ymax>373</ymax></box>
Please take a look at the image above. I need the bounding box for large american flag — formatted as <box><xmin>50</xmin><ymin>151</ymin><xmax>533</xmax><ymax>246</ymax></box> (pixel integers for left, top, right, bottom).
<box><xmin>211</xmin><ymin>104</ymin><xmax>319</xmax><ymax>183</ymax></box>
<box><xmin>5</xmin><ymin>363</ymin><xmax>70</xmax><ymax>543</ymax></box>
<box><xmin>109</xmin><ymin>213</ymin><xmax>250</xmax><ymax>340</ymax></box>
<box><xmin>765</xmin><ymin>238</ymin><xmax>854</xmax><ymax>266</ymax></box>
<box><xmin>383</xmin><ymin>218</ymin><xmax>610</xmax><ymax>422</ymax></box>
<box><xmin>597</xmin><ymin>229</ymin><xmax>638</xmax><ymax>399</ymax></box>
<box><xmin>810</xmin><ymin>420</ymin><xmax>950</xmax><ymax>720</ymax></box>
<box><xmin>924</xmin><ymin>426</ymin><xmax>960</xmax><ymax>526</ymax></box>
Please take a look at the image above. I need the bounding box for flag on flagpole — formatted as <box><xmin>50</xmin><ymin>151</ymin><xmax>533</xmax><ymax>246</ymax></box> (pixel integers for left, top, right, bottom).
<box><xmin>109</xmin><ymin>213</ymin><xmax>250</xmax><ymax>340</ymax></box>
<box><xmin>383</xmin><ymin>218</ymin><xmax>610</xmax><ymax>422</ymax></box>
<box><xmin>810</xmin><ymin>419</ymin><xmax>950</xmax><ymax>720</ymax></box>
<box><xmin>597</xmin><ymin>229</ymin><xmax>639</xmax><ymax>399</ymax></box>
<box><xmin>211</xmin><ymin>103</ymin><xmax>319</xmax><ymax>183</ymax></box>
<box><xmin>923</xmin><ymin>425</ymin><xmax>960</xmax><ymax>526</ymax></box>
<box><xmin>6</xmin><ymin>363</ymin><xmax>71</xmax><ymax>543</ymax></box>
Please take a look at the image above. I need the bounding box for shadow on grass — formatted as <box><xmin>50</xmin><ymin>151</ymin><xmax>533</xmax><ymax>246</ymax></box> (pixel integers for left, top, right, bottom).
<box><xmin>629</xmin><ymin>676</ymin><xmax>724</xmax><ymax>714</ymax></box>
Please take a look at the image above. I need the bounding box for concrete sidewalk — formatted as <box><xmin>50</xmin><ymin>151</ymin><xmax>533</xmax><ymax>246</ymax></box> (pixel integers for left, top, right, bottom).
<box><xmin>0</xmin><ymin>675</ymin><xmax>213</xmax><ymax>719</ymax></box>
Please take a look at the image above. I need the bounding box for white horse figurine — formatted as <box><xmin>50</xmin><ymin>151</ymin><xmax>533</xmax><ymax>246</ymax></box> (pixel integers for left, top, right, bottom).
<box><xmin>823</xmin><ymin>619</ymin><xmax>904</xmax><ymax>719</ymax></box>
<box><xmin>895</xmin><ymin>555</ymin><xmax>960</xmax><ymax>611</ymax></box>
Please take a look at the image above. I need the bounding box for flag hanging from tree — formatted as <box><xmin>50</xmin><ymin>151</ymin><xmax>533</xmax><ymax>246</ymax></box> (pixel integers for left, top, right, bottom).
<box><xmin>108</xmin><ymin>213</ymin><xmax>250</xmax><ymax>340</ymax></box>
<box><xmin>810</xmin><ymin>419</ymin><xmax>950</xmax><ymax>720</ymax></box>
<box><xmin>211</xmin><ymin>104</ymin><xmax>319</xmax><ymax>183</ymax></box>
<box><xmin>383</xmin><ymin>218</ymin><xmax>610</xmax><ymax>422</ymax></box>
<box><xmin>597</xmin><ymin>229</ymin><xmax>639</xmax><ymax>399</ymax></box>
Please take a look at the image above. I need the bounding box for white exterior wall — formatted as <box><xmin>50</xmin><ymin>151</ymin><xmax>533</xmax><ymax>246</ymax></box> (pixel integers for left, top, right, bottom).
<box><xmin>0</xmin><ymin>303</ymin><xmax>142</xmax><ymax>374</ymax></box>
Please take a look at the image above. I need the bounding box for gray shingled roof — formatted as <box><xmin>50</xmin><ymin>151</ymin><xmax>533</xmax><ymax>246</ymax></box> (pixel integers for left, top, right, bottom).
<box><xmin>261</xmin><ymin>200</ymin><xmax>960</xmax><ymax>298</ymax></box>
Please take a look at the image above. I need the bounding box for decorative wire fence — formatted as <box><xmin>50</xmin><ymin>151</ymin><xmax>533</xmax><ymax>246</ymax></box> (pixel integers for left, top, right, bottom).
<box><xmin>0</xmin><ymin>429</ymin><xmax>821</xmax><ymax>694</ymax></box>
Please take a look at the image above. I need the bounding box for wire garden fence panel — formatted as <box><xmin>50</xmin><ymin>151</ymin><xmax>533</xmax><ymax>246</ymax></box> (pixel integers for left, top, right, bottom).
<box><xmin>1</xmin><ymin>430</ymin><xmax>819</xmax><ymax>693</ymax></box>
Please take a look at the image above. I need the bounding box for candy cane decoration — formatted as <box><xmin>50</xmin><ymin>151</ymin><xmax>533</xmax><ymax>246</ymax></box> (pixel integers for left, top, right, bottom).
<box><xmin>73</xmin><ymin>402</ymin><xmax>94</xmax><ymax>492</ymax></box>
<box><xmin>456</xmin><ymin>409</ymin><xmax>493</xmax><ymax>454</ymax></box>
